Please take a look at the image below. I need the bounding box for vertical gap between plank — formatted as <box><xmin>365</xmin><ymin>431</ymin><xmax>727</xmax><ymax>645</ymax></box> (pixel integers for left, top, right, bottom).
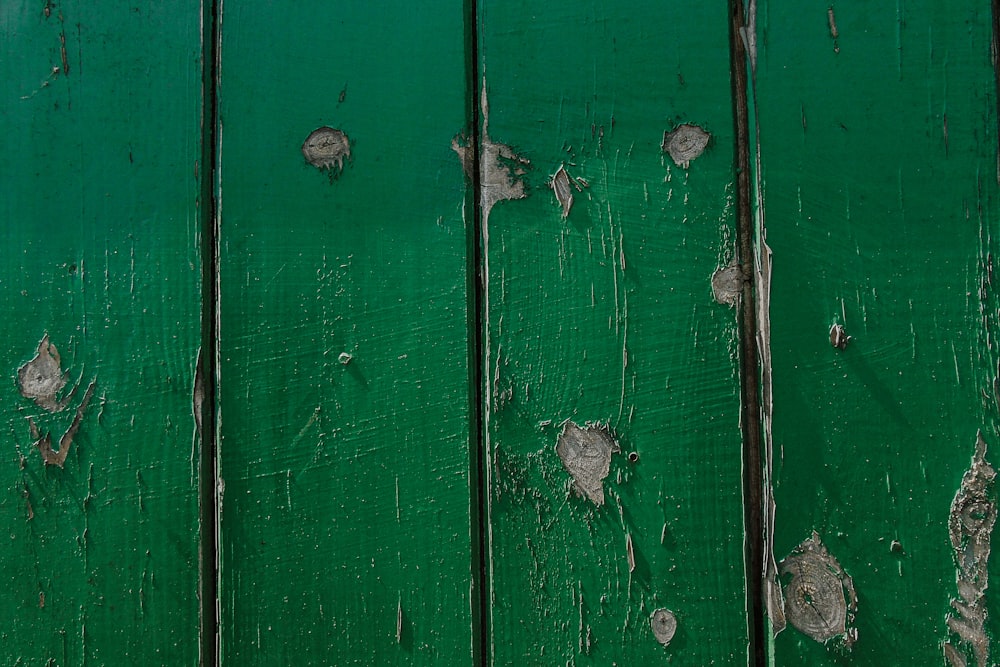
<box><xmin>727</xmin><ymin>0</ymin><xmax>766</xmax><ymax>665</ymax></box>
<box><xmin>465</xmin><ymin>1</ymin><xmax>490</xmax><ymax>665</ymax></box>
<box><xmin>199</xmin><ymin>0</ymin><xmax>223</xmax><ymax>664</ymax></box>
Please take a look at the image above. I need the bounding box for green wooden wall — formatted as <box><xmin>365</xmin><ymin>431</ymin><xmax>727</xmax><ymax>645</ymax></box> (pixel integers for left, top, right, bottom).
<box><xmin>3</xmin><ymin>1</ymin><xmax>1000</xmax><ymax>665</ymax></box>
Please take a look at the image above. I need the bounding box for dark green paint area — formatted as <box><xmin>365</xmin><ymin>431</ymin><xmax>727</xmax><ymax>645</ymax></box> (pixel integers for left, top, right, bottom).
<box><xmin>216</xmin><ymin>2</ymin><xmax>475</xmax><ymax>665</ymax></box>
<box><xmin>479</xmin><ymin>2</ymin><xmax>749</xmax><ymax>664</ymax></box>
<box><xmin>754</xmin><ymin>1</ymin><xmax>1000</xmax><ymax>663</ymax></box>
<box><xmin>0</xmin><ymin>1</ymin><xmax>205</xmax><ymax>664</ymax></box>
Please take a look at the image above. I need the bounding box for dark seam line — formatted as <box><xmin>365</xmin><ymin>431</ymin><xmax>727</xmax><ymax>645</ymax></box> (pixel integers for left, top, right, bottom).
<box><xmin>198</xmin><ymin>0</ymin><xmax>222</xmax><ymax>664</ymax></box>
<box><xmin>466</xmin><ymin>1</ymin><xmax>490</xmax><ymax>665</ymax></box>
<box><xmin>727</xmin><ymin>1</ymin><xmax>766</xmax><ymax>665</ymax></box>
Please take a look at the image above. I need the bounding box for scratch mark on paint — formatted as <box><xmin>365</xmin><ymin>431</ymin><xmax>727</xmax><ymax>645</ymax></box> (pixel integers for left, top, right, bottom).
<box><xmin>944</xmin><ymin>432</ymin><xmax>995</xmax><ymax>667</ymax></box>
<box><xmin>626</xmin><ymin>532</ymin><xmax>636</xmax><ymax>573</ymax></box>
<box><xmin>396</xmin><ymin>597</ymin><xmax>403</xmax><ymax>644</ymax></box>
<box><xmin>555</xmin><ymin>421</ymin><xmax>620</xmax><ymax>506</ymax></box>
<box><xmin>828</xmin><ymin>6</ymin><xmax>841</xmax><ymax>53</ymax></box>
<box><xmin>59</xmin><ymin>29</ymin><xmax>69</xmax><ymax>75</ymax></box>
<box><xmin>944</xmin><ymin>113</ymin><xmax>950</xmax><ymax>157</ymax></box>
<box><xmin>292</xmin><ymin>407</ymin><xmax>323</xmax><ymax>481</ymax></box>
<box><xmin>19</xmin><ymin>66</ymin><xmax>61</xmax><ymax>100</ymax></box>
<box><xmin>650</xmin><ymin>608</ymin><xmax>678</xmax><ymax>647</ymax></box>
<box><xmin>779</xmin><ymin>532</ymin><xmax>858</xmax><ymax>648</ymax></box>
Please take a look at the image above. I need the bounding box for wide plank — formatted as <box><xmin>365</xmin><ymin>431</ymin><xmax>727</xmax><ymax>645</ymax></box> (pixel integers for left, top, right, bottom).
<box><xmin>0</xmin><ymin>2</ymin><xmax>207</xmax><ymax>663</ymax></box>
<box><xmin>752</xmin><ymin>2</ymin><xmax>1000</xmax><ymax>663</ymax></box>
<box><xmin>479</xmin><ymin>2</ymin><xmax>751</xmax><ymax>663</ymax></box>
<box><xmin>216</xmin><ymin>3</ymin><xmax>476</xmax><ymax>664</ymax></box>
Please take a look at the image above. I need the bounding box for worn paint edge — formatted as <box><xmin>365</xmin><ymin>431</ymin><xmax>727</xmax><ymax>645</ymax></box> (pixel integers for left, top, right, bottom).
<box><xmin>745</xmin><ymin>0</ymin><xmax>783</xmax><ymax>639</ymax></box>
<box><xmin>729</xmin><ymin>0</ymin><xmax>767</xmax><ymax>663</ymax></box>
<box><xmin>943</xmin><ymin>432</ymin><xmax>996</xmax><ymax>666</ymax></box>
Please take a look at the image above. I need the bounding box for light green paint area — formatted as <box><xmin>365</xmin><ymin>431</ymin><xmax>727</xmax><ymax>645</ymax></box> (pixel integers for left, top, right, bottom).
<box><xmin>0</xmin><ymin>1</ymin><xmax>205</xmax><ymax>664</ymax></box>
<box><xmin>216</xmin><ymin>2</ymin><xmax>476</xmax><ymax>665</ymax></box>
<box><xmin>753</xmin><ymin>1</ymin><xmax>1000</xmax><ymax>663</ymax></box>
<box><xmin>479</xmin><ymin>2</ymin><xmax>749</xmax><ymax>664</ymax></box>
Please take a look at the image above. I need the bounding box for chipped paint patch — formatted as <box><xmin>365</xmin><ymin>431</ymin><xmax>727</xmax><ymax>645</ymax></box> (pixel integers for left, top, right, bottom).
<box><xmin>29</xmin><ymin>379</ymin><xmax>96</xmax><ymax>468</ymax></box>
<box><xmin>555</xmin><ymin>421</ymin><xmax>620</xmax><ymax>506</ymax></box>
<box><xmin>711</xmin><ymin>262</ymin><xmax>742</xmax><ymax>307</ymax></box>
<box><xmin>551</xmin><ymin>166</ymin><xmax>573</xmax><ymax>217</ymax></box>
<box><xmin>828</xmin><ymin>6</ymin><xmax>840</xmax><ymax>53</ymax></box>
<box><xmin>829</xmin><ymin>323</ymin><xmax>850</xmax><ymax>350</ymax></box>
<box><xmin>662</xmin><ymin>124</ymin><xmax>710</xmax><ymax>168</ymax></box>
<box><xmin>478</xmin><ymin>84</ymin><xmax>530</xmax><ymax>220</ymax></box>
<box><xmin>549</xmin><ymin>165</ymin><xmax>588</xmax><ymax>218</ymax></box>
<box><xmin>779</xmin><ymin>532</ymin><xmax>857</xmax><ymax>648</ymax></box>
<box><xmin>944</xmin><ymin>432</ymin><xmax>996</xmax><ymax>667</ymax></box>
<box><xmin>450</xmin><ymin>136</ymin><xmax>473</xmax><ymax>180</ymax></box>
<box><xmin>650</xmin><ymin>608</ymin><xmax>677</xmax><ymax>647</ymax></box>
<box><xmin>18</xmin><ymin>335</ymin><xmax>69</xmax><ymax>412</ymax></box>
<box><xmin>302</xmin><ymin>127</ymin><xmax>351</xmax><ymax>175</ymax></box>
<box><xmin>480</xmin><ymin>140</ymin><xmax>529</xmax><ymax>217</ymax></box>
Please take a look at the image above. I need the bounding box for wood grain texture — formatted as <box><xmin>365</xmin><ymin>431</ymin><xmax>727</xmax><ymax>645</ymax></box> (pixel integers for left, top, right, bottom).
<box><xmin>478</xmin><ymin>2</ymin><xmax>750</xmax><ymax>664</ymax></box>
<box><xmin>215</xmin><ymin>2</ymin><xmax>476</xmax><ymax>664</ymax></box>
<box><xmin>0</xmin><ymin>1</ymin><xmax>205</xmax><ymax>663</ymax></box>
<box><xmin>752</xmin><ymin>1</ymin><xmax>1000</xmax><ymax>663</ymax></box>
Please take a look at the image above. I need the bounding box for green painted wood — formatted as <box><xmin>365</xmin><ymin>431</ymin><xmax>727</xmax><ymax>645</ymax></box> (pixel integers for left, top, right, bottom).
<box><xmin>751</xmin><ymin>1</ymin><xmax>1000</xmax><ymax>664</ymax></box>
<box><xmin>0</xmin><ymin>1</ymin><xmax>206</xmax><ymax>664</ymax></box>
<box><xmin>215</xmin><ymin>3</ymin><xmax>476</xmax><ymax>665</ymax></box>
<box><xmin>478</xmin><ymin>3</ymin><xmax>750</xmax><ymax>664</ymax></box>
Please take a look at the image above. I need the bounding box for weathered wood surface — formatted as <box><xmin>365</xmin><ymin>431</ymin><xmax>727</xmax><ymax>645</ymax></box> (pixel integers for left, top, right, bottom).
<box><xmin>0</xmin><ymin>1</ymin><xmax>206</xmax><ymax>663</ymax></box>
<box><xmin>752</xmin><ymin>1</ymin><xmax>1000</xmax><ymax>664</ymax></box>
<box><xmin>6</xmin><ymin>2</ymin><xmax>1000</xmax><ymax>665</ymax></box>
<box><xmin>478</xmin><ymin>2</ymin><xmax>750</xmax><ymax>664</ymax></box>
<box><xmin>215</xmin><ymin>2</ymin><xmax>476</xmax><ymax>664</ymax></box>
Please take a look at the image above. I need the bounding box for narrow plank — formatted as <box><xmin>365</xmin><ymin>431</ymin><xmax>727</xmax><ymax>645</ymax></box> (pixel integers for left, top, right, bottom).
<box><xmin>0</xmin><ymin>1</ymin><xmax>205</xmax><ymax>664</ymax></box>
<box><xmin>753</xmin><ymin>1</ymin><xmax>1000</xmax><ymax>663</ymax></box>
<box><xmin>479</xmin><ymin>2</ymin><xmax>750</xmax><ymax>664</ymax></box>
<box><xmin>216</xmin><ymin>3</ymin><xmax>475</xmax><ymax>664</ymax></box>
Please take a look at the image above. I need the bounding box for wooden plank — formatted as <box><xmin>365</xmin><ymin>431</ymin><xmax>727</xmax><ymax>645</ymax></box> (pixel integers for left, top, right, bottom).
<box><xmin>215</xmin><ymin>3</ymin><xmax>476</xmax><ymax>664</ymax></box>
<box><xmin>478</xmin><ymin>3</ymin><xmax>750</xmax><ymax>663</ymax></box>
<box><xmin>751</xmin><ymin>2</ymin><xmax>1000</xmax><ymax>663</ymax></box>
<box><xmin>0</xmin><ymin>1</ymin><xmax>206</xmax><ymax>664</ymax></box>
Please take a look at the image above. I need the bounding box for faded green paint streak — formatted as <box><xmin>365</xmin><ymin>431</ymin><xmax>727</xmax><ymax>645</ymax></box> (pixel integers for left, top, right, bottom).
<box><xmin>479</xmin><ymin>2</ymin><xmax>749</xmax><ymax>664</ymax></box>
<box><xmin>751</xmin><ymin>1</ymin><xmax>1000</xmax><ymax>663</ymax></box>
<box><xmin>216</xmin><ymin>2</ymin><xmax>475</xmax><ymax>665</ymax></box>
<box><xmin>0</xmin><ymin>1</ymin><xmax>205</xmax><ymax>664</ymax></box>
